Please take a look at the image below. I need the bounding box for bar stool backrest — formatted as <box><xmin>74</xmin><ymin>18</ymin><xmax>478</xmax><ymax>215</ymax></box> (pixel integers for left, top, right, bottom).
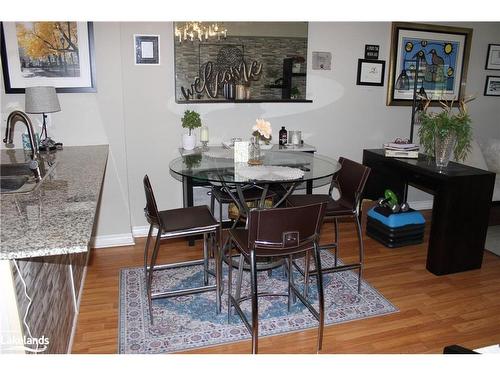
<box><xmin>330</xmin><ymin>157</ymin><xmax>371</xmax><ymax>211</ymax></box>
<box><xmin>247</xmin><ymin>202</ymin><xmax>327</xmax><ymax>257</ymax></box>
<box><xmin>143</xmin><ymin>175</ymin><xmax>163</xmax><ymax>228</ymax></box>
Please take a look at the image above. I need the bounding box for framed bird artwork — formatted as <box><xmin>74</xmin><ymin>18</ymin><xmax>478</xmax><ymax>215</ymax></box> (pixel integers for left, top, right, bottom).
<box><xmin>386</xmin><ymin>22</ymin><xmax>473</xmax><ymax>106</ymax></box>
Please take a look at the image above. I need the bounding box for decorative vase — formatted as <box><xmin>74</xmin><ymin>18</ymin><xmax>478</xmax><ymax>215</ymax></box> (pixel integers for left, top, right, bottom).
<box><xmin>182</xmin><ymin>133</ymin><xmax>196</xmax><ymax>150</ymax></box>
<box><xmin>223</xmin><ymin>82</ymin><xmax>235</xmax><ymax>99</ymax></box>
<box><xmin>236</xmin><ymin>84</ymin><xmax>246</xmax><ymax>100</ymax></box>
<box><xmin>434</xmin><ymin>131</ymin><xmax>456</xmax><ymax>168</ymax></box>
<box><xmin>248</xmin><ymin>135</ymin><xmax>262</xmax><ymax>165</ymax></box>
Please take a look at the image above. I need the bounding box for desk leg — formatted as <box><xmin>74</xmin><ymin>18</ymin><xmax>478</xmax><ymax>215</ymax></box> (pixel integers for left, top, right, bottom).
<box><xmin>426</xmin><ymin>176</ymin><xmax>493</xmax><ymax>275</ymax></box>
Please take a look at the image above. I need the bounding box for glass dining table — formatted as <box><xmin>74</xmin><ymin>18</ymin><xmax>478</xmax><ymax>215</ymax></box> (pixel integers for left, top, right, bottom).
<box><xmin>170</xmin><ymin>147</ymin><xmax>341</xmax><ymax>271</ymax></box>
<box><xmin>169</xmin><ymin>147</ymin><xmax>341</xmax><ymax>217</ymax></box>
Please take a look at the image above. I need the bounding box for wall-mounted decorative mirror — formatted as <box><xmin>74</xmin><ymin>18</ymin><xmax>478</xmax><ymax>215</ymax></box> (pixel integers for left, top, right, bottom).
<box><xmin>174</xmin><ymin>22</ymin><xmax>310</xmax><ymax>103</ymax></box>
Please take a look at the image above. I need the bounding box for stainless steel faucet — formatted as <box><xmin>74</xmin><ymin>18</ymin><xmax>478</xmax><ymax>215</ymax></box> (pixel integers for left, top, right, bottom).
<box><xmin>3</xmin><ymin>110</ymin><xmax>42</xmax><ymax>180</ymax></box>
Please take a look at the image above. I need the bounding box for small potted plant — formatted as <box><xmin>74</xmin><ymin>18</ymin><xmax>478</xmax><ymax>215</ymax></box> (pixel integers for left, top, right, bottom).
<box><xmin>181</xmin><ymin>110</ymin><xmax>202</xmax><ymax>150</ymax></box>
<box><xmin>290</xmin><ymin>86</ymin><xmax>301</xmax><ymax>99</ymax></box>
<box><xmin>417</xmin><ymin>96</ymin><xmax>474</xmax><ymax>168</ymax></box>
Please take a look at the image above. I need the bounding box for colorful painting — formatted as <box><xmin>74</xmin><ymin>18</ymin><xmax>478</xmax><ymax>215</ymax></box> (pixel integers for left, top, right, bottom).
<box><xmin>398</xmin><ymin>37</ymin><xmax>459</xmax><ymax>92</ymax></box>
<box><xmin>1</xmin><ymin>22</ymin><xmax>96</xmax><ymax>93</ymax></box>
<box><xmin>387</xmin><ymin>23</ymin><xmax>472</xmax><ymax>106</ymax></box>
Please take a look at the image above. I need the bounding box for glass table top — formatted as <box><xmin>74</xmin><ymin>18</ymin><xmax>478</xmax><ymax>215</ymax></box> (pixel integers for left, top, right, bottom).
<box><xmin>169</xmin><ymin>147</ymin><xmax>341</xmax><ymax>184</ymax></box>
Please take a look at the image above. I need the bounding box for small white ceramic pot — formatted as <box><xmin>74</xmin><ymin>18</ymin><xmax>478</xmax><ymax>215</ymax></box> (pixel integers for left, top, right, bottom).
<box><xmin>182</xmin><ymin>133</ymin><xmax>196</xmax><ymax>150</ymax></box>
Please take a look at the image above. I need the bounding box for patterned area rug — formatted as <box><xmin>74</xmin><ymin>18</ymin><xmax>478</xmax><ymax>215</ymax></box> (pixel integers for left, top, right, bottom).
<box><xmin>118</xmin><ymin>251</ymin><xmax>398</xmax><ymax>354</ymax></box>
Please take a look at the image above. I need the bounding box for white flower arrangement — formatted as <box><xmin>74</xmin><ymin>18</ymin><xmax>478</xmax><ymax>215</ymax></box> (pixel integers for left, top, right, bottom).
<box><xmin>252</xmin><ymin>119</ymin><xmax>272</xmax><ymax>139</ymax></box>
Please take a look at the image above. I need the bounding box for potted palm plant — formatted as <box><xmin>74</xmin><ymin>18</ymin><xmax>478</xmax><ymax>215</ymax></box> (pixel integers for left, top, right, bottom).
<box><xmin>181</xmin><ymin>110</ymin><xmax>202</xmax><ymax>150</ymax></box>
<box><xmin>417</xmin><ymin>96</ymin><xmax>474</xmax><ymax>168</ymax></box>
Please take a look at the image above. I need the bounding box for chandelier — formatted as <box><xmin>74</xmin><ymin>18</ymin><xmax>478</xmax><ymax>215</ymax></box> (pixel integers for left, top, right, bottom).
<box><xmin>175</xmin><ymin>22</ymin><xmax>227</xmax><ymax>43</ymax></box>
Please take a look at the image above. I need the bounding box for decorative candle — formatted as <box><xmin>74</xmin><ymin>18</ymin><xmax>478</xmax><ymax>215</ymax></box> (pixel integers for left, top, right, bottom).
<box><xmin>200</xmin><ymin>126</ymin><xmax>209</xmax><ymax>142</ymax></box>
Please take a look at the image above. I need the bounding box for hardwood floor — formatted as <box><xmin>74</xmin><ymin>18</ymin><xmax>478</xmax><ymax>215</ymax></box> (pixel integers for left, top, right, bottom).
<box><xmin>72</xmin><ymin>214</ymin><xmax>500</xmax><ymax>354</ymax></box>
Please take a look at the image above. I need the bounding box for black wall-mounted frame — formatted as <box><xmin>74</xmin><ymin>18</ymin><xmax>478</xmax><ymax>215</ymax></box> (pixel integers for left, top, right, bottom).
<box><xmin>484</xmin><ymin>75</ymin><xmax>500</xmax><ymax>96</ymax></box>
<box><xmin>356</xmin><ymin>59</ymin><xmax>385</xmax><ymax>86</ymax></box>
<box><xmin>485</xmin><ymin>44</ymin><xmax>500</xmax><ymax>70</ymax></box>
<box><xmin>1</xmin><ymin>21</ymin><xmax>96</xmax><ymax>93</ymax></box>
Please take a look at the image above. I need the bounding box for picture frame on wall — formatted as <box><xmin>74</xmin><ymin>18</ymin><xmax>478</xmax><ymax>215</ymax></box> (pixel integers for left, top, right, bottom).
<box><xmin>485</xmin><ymin>44</ymin><xmax>500</xmax><ymax>70</ymax></box>
<box><xmin>387</xmin><ymin>22</ymin><xmax>473</xmax><ymax>106</ymax></box>
<box><xmin>134</xmin><ymin>35</ymin><xmax>160</xmax><ymax>65</ymax></box>
<box><xmin>356</xmin><ymin>59</ymin><xmax>385</xmax><ymax>86</ymax></box>
<box><xmin>0</xmin><ymin>22</ymin><xmax>96</xmax><ymax>93</ymax></box>
<box><xmin>484</xmin><ymin>76</ymin><xmax>500</xmax><ymax>96</ymax></box>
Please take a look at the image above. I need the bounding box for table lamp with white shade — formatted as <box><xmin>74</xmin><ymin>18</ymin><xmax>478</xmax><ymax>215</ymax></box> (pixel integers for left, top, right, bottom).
<box><xmin>25</xmin><ymin>86</ymin><xmax>61</xmax><ymax>151</ymax></box>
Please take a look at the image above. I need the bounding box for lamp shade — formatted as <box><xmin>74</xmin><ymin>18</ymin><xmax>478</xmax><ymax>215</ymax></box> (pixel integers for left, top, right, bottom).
<box><xmin>25</xmin><ymin>86</ymin><xmax>61</xmax><ymax>114</ymax></box>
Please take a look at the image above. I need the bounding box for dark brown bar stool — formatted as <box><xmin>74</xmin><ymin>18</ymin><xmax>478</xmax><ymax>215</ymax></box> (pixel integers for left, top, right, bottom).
<box><xmin>143</xmin><ymin>175</ymin><xmax>221</xmax><ymax>324</ymax></box>
<box><xmin>227</xmin><ymin>202</ymin><xmax>328</xmax><ymax>354</ymax></box>
<box><xmin>286</xmin><ymin>157</ymin><xmax>371</xmax><ymax>293</ymax></box>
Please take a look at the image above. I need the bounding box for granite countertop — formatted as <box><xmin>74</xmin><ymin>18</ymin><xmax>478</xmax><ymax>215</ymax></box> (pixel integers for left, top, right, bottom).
<box><xmin>0</xmin><ymin>145</ymin><xmax>109</xmax><ymax>260</ymax></box>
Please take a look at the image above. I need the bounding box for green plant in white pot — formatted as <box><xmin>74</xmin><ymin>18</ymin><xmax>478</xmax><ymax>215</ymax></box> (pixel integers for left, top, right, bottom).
<box><xmin>418</xmin><ymin>96</ymin><xmax>474</xmax><ymax>168</ymax></box>
<box><xmin>181</xmin><ymin>110</ymin><xmax>202</xmax><ymax>150</ymax></box>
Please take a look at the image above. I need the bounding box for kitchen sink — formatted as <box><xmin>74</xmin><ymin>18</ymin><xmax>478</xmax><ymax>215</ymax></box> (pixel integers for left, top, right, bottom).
<box><xmin>0</xmin><ymin>162</ymin><xmax>33</xmax><ymax>176</ymax></box>
<box><xmin>0</xmin><ymin>175</ymin><xmax>29</xmax><ymax>192</ymax></box>
<box><xmin>0</xmin><ymin>161</ymin><xmax>56</xmax><ymax>194</ymax></box>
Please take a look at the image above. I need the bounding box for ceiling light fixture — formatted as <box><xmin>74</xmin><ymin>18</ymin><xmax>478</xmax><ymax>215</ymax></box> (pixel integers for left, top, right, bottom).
<box><xmin>175</xmin><ymin>22</ymin><xmax>227</xmax><ymax>43</ymax></box>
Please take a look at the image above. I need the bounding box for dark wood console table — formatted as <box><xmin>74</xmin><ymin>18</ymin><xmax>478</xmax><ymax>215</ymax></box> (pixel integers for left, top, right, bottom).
<box><xmin>362</xmin><ymin>149</ymin><xmax>495</xmax><ymax>276</ymax></box>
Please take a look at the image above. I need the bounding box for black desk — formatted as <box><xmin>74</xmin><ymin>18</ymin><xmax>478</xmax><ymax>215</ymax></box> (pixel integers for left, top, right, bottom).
<box><xmin>362</xmin><ymin>149</ymin><xmax>495</xmax><ymax>276</ymax></box>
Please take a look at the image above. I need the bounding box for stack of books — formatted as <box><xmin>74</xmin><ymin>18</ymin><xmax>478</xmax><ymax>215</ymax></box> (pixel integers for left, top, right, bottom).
<box><xmin>383</xmin><ymin>142</ymin><xmax>419</xmax><ymax>158</ymax></box>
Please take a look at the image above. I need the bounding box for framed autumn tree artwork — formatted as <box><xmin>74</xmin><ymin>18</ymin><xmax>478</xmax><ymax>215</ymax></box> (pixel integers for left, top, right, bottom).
<box><xmin>0</xmin><ymin>22</ymin><xmax>96</xmax><ymax>93</ymax></box>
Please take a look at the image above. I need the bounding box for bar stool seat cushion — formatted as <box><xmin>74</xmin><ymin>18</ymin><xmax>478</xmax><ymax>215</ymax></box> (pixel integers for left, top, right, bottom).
<box><xmin>158</xmin><ymin>205</ymin><xmax>218</xmax><ymax>234</ymax></box>
<box><xmin>286</xmin><ymin>194</ymin><xmax>353</xmax><ymax>216</ymax></box>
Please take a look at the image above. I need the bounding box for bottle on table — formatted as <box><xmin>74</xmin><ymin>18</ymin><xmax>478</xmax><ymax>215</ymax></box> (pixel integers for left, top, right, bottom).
<box><xmin>279</xmin><ymin>126</ymin><xmax>287</xmax><ymax>146</ymax></box>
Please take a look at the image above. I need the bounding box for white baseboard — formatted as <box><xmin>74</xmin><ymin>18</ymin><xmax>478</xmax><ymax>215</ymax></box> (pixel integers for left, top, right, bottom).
<box><xmin>132</xmin><ymin>225</ymin><xmax>157</xmax><ymax>238</ymax></box>
<box><xmin>91</xmin><ymin>233</ymin><xmax>135</xmax><ymax>249</ymax></box>
<box><xmin>92</xmin><ymin>201</ymin><xmax>433</xmax><ymax>249</ymax></box>
<box><xmin>408</xmin><ymin>200</ymin><xmax>433</xmax><ymax>210</ymax></box>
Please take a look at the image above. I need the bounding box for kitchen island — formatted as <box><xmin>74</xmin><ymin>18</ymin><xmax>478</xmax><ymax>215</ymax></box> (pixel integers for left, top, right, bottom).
<box><xmin>0</xmin><ymin>145</ymin><xmax>108</xmax><ymax>353</ymax></box>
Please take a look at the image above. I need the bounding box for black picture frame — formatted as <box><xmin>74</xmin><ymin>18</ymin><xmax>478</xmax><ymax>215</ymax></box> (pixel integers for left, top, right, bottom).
<box><xmin>134</xmin><ymin>34</ymin><xmax>160</xmax><ymax>65</ymax></box>
<box><xmin>387</xmin><ymin>22</ymin><xmax>472</xmax><ymax>106</ymax></box>
<box><xmin>356</xmin><ymin>59</ymin><xmax>385</xmax><ymax>86</ymax></box>
<box><xmin>484</xmin><ymin>75</ymin><xmax>500</xmax><ymax>96</ymax></box>
<box><xmin>485</xmin><ymin>44</ymin><xmax>500</xmax><ymax>70</ymax></box>
<box><xmin>364</xmin><ymin>44</ymin><xmax>380</xmax><ymax>60</ymax></box>
<box><xmin>0</xmin><ymin>21</ymin><xmax>96</xmax><ymax>93</ymax></box>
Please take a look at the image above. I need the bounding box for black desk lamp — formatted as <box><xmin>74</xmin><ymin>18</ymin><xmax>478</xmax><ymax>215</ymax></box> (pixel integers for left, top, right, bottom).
<box><xmin>395</xmin><ymin>59</ymin><xmax>428</xmax><ymax>143</ymax></box>
<box><xmin>394</xmin><ymin>59</ymin><xmax>428</xmax><ymax>201</ymax></box>
<box><xmin>25</xmin><ymin>86</ymin><xmax>61</xmax><ymax>151</ymax></box>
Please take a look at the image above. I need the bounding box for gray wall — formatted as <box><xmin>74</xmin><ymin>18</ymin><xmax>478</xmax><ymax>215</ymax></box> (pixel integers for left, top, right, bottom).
<box><xmin>2</xmin><ymin>22</ymin><xmax>500</xmax><ymax>242</ymax></box>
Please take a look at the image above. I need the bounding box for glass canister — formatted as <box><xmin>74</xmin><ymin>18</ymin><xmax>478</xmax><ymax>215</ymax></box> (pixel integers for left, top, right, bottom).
<box><xmin>288</xmin><ymin>130</ymin><xmax>302</xmax><ymax>146</ymax></box>
<box><xmin>249</xmin><ymin>136</ymin><xmax>262</xmax><ymax>164</ymax></box>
